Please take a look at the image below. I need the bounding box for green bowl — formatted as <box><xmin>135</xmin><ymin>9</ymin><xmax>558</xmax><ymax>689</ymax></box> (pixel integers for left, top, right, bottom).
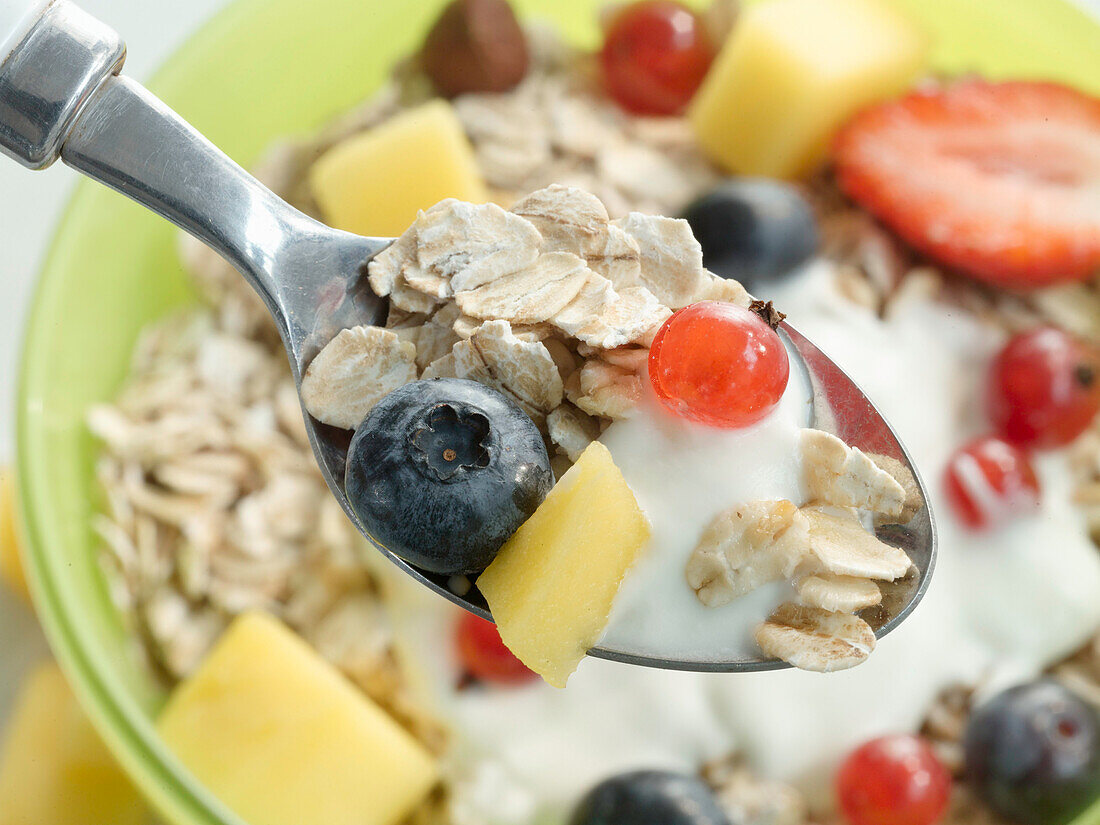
<box><xmin>15</xmin><ymin>0</ymin><xmax>1100</xmax><ymax>823</ymax></box>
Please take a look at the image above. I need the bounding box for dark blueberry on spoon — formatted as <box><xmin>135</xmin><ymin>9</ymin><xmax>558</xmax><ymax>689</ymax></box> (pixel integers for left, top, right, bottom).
<box><xmin>683</xmin><ymin>179</ymin><xmax>819</xmax><ymax>293</ymax></box>
<box><xmin>569</xmin><ymin>770</ymin><xmax>730</xmax><ymax>825</ymax></box>
<box><xmin>965</xmin><ymin>679</ymin><xmax>1100</xmax><ymax>825</ymax></box>
<box><xmin>345</xmin><ymin>378</ymin><xmax>552</xmax><ymax>575</ymax></box>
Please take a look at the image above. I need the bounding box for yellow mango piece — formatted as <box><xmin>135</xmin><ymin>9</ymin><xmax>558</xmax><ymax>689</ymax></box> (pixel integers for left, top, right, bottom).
<box><xmin>157</xmin><ymin>612</ymin><xmax>437</xmax><ymax>825</ymax></box>
<box><xmin>478</xmin><ymin>442</ymin><xmax>650</xmax><ymax>688</ymax></box>
<box><xmin>690</xmin><ymin>0</ymin><xmax>928</xmax><ymax>179</ymax></box>
<box><xmin>310</xmin><ymin>98</ymin><xmax>488</xmax><ymax>238</ymax></box>
<box><xmin>0</xmin><ymin>662</ymin><xmax>148</xmax><ymax>825</ymax></box>
<box><xmin>0</xmin><ymin>468</ymin><xmax>30</xmax><ymax>604</ymax></box>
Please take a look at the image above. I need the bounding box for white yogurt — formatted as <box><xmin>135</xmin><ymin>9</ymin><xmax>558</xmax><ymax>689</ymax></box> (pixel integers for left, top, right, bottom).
<box><xmin>599</xmin><ymin>338</ymin><xmax>812</xmax><ymax>661</ymax></box>
<box><xmin>388</xmin><ymin>260</ymin><xmax>1100</xmax><ymax>823</ymax></box>
<box><xmin>704</xmin><ymin>262</ymin><xmax>1100</xmax><ymax>798</ymax></box>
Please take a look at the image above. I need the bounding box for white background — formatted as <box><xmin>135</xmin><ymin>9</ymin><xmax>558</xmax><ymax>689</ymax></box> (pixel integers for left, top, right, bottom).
<box><xmin>0</xmin><ymin>0</ymin><xmax>1098</xmax><ymax>736</ymax></box>
<box><xmin>0</xmin><ymin>0</ymin><xmax>227</xmax><ymax>724</ymax></box>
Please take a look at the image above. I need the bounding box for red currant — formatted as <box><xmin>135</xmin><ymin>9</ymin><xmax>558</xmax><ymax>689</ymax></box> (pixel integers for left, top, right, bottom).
<box><xmin>599</xmin><ymin>0</ymin><xmax>714</xmax><ymax>116</ymax></box>
<box><xmin>989</xmin><ymin>326</ymin><xmax>1100</xmax><ymax>448</ymax></box>
<box><xmin>944</xmin><ymin>436</ymin><xmax>1040</xmax><ymax>531</ymax></box>
<box><xmin>455</xmin><ymin>612</ymin><xmax>536</xmax><ymax>685</ymax></box>
<box><xmin>837</xmin><ymin>734</ymin><xmax>952</xmax><ymax>825</ymax></box>
<box><xmin>648</xmin><ymin>301</ymin><xmax>789</xmax><ymax>429</ymax></box>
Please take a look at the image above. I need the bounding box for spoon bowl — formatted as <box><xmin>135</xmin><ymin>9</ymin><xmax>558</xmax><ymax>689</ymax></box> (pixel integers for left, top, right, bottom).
<box><xmin>0</xmin><ymin>0</ymin><xmax>935</xmax><ymax>673</ymax></box>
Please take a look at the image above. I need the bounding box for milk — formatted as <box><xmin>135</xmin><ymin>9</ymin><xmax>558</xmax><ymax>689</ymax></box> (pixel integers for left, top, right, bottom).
<box><xmin>390</xmin><ymin>260</ymin><xmax>1100</xmax><ymax>823</ymax></box>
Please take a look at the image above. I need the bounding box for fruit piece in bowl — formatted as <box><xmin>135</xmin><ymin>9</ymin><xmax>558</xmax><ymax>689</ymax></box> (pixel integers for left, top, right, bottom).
<box><xmin>964</xmin><ymin>679</ymin><xmax>1100</xmax><ymax>825</ymax></box>
<box><xmin>689</xmin><ymin>0</ymin><xmax>928</xmax><ymax>178</ymax></box>
<box><xmin>833</xmin><ymin>79</ymin><xmax>1100</xmax><ymax>288</ymax></box>
<box><xmin>0</xmin><ymin>663</ymin><xmax>149</xmax><ymax>825</ymax></box>
<box><xmin>599</xmin><ymin>0</ymin><xmax>716</xmax><ymax>116</ymax></box>
<box><xmin>156</xmin><ymin>611</ymin><xmax>439</xmax><ymax>825</ymax></box>
<box><xmin>309</xmin><ymin>99</ymin><xmax>489</xmax><ymax>239</ymax></box>
<box><xmin>681</xmin><ymin>179</ymin><xmax>820</xmax><ymax>296</ymax></box>
<box><xmin>0</xmin><ymin>468</ymin><xmax>30</xmax><ymax>603</ymax></box>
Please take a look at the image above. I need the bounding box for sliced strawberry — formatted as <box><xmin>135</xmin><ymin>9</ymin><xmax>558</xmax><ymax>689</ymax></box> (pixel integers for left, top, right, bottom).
<box><xmin>833</xmin><ymin>80</ymin><xmax>1100</xmax><ymax>289</ymax></box>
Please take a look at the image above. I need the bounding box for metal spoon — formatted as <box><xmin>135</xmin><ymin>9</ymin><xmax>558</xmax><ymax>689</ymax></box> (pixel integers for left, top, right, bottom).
<box><xmin>0</xmin><ymin>0</ymin><xmax>935</xmax><ymax>673</ymax></box>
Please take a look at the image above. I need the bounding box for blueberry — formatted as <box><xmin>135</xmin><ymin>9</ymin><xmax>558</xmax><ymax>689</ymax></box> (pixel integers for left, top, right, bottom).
<box><xmin>964</xmin><ymin>679</ymin><xmax>1100</xmax><ymax>825</ymax></box>
<box><xmin>682</xmin><ymin>179</ymin><xmax>819</xmax><ymax>294</ymax></box>
<box><xmin>569</xmin><ymin>770</ymin><xmax>730</xmax><ymax>825</ymax></box>
<box><xmin>345</xmin><ymin>378</ymin><xmax>552</xmax><ymax>575</ymax></box>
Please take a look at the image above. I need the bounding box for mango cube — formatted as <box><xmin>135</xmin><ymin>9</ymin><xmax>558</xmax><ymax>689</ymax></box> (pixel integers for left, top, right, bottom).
<box><xmin>310</xmin><ymin>98</ymin><xmax>488</xmax><ymax>238</ymax></box>
<box><xmin>478</xmin><ymin>442</ymin><xmax>650</xmax><ymax>687</ymax></box>
<box><xmin>690</xmin><ymin>0</ymin><xmax>928</xmax><ymax>178</ymax></box>
<box><xmin>0</xmin><ymin>468</ymin><xmax>30</xmax><ymax>604</ymax></box>
<box><xmin>157</xmin><ymin>612</ymin><xmax>438</xmax><ymax>825</ymax></box>
<box><xmin>0</xmin><ymin>663</ymin><xmax>148</xmax><ymax>825</ymax></box>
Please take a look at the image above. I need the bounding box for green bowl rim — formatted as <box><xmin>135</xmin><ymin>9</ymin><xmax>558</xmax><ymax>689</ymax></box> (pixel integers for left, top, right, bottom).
<box><xmin>14</xmin><ymin>1</ymin><xmax>1100</xmax><ymax>824</ymax></box>
<box><xmin>16</xmin><ymin>3</ymin><xmax>281</xmax><ymax>821</ymax></box>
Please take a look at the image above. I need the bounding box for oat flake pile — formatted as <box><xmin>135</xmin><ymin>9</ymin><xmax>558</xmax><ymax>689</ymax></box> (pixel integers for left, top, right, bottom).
<box><xmin>84</xmin><ymin>6</ymin><xmax>1100</xmax><ymax>825</ymax></box>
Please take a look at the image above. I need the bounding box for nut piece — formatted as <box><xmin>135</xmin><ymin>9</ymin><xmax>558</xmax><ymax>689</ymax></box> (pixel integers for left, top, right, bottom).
<box><xmin>755</xmin><ymin>603</ymin><xmax>876</xmax><ymax>672</ymax></box>
<box><xmin>456</xmin><ymin>251</ymin><xmax>590</xmax><ymax>324</ymax></box>
<box><xmin>687</xmin><ymin>500</ymin><xmax>811</xmax><ymax>607</ymax></box>
<box><xmin>511</xmin><ymin>185</ymin><xmax>610</xmax><ymax>256</ymax></box>
<box><xmin>453</xmin><ymin>319</ymin><xmax>564</xmax><ymax>416</ymax></box>
<box><xmin>420</xmin><ymin>0</ymin><xmax>529</xmax><ymax>98</ymax></box>
<box><xmin>572</xmin><ymin>359</ymin><xmax>643</xmax><ymax>419</ymax></box>
<box><xmin>547</xmin><ymin>403</ymin><xmax>600</xmax><ymax>461</ymax></box>
<box><xmin>797</xmin><ymin>574</ymin><xmax>881</xmax><ymax>613</ymax></box>
<box><xmin>599</xmin><ymin>346</ymin><xmax>649</xmax><ymax>373</ymax></box>
<box><xmin>803</xmin><ymin>504</ymin><xmax>912</xmax><ymax>581</ymax></box>
<box><xmin>801</xmin><ymin>429</ymin><xmax>907</xmax><ymax>518</ymax></box>
<box><xmin>697</xmin><ymin>272</ymin><xmax>753</xmax><ymax>307</ymax></box>
<box><xmin>300</xmin><ymin>326</ymin><xmax>417</xmax><ymax>430</ymax></box>
<box><xmin>614</xmin><ymin>212</ymin><xmax>710</xmax><ymax>309</ymax></box>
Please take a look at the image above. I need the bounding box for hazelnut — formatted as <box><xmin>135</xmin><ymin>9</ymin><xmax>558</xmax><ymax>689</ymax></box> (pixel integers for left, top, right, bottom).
<box><xmin>420</xmin><ymin>0</ymin><xmax>530</xmax><ymax>98</ymax></box>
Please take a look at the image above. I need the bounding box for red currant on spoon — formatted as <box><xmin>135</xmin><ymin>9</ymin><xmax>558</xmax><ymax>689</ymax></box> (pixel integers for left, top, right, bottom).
<box><xmin>648</xmin><ymin>301</ymin><xmax>790</xmax><ymax>429</ymax></box>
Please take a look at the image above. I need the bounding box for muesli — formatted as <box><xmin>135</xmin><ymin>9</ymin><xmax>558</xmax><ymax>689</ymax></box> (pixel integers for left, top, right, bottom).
<box><xmin>88</xmin><ymin>0</ymin><xmax>1100</xmax><ymax>823</ymax></box>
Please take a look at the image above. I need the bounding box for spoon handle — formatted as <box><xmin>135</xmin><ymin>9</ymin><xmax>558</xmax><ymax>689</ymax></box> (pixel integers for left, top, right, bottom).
<box><xmin>0</xmin><ymin>0</ymin><xmax>318</xmax><ymax>320</ymax></box>
<box><xmin>63</xmin><ymin>73</ymin><xmax>311</xmax><ymax>316</ymax></box>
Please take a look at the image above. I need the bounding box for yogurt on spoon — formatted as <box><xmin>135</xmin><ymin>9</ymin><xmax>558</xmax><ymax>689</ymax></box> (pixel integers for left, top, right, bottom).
<box><xmin>599</xmin><ymin>335</ymin><xmax>813</xmax><ymax>661</ymax></box>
